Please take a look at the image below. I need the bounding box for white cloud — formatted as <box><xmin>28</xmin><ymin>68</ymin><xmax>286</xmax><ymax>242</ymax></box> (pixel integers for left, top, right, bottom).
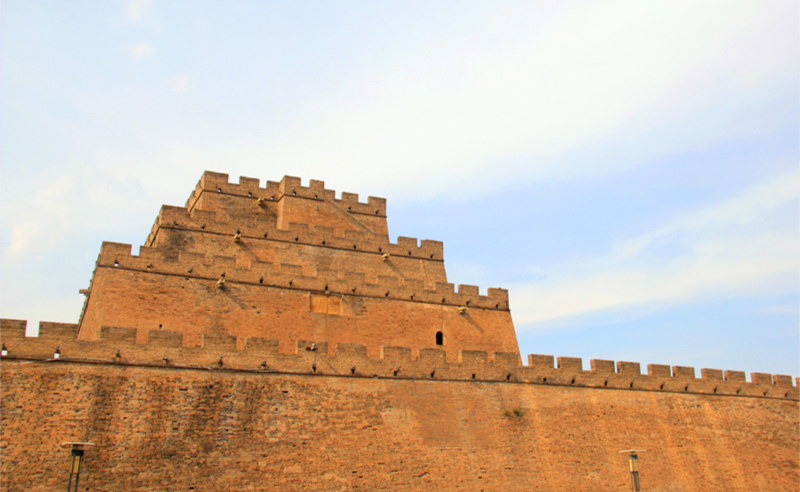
<box><xmin>509</xmin><ymin>168</ymin><xmax>800</xmax><ymax>327</ymax></box>
<box><xmin>3</xmin><ymin>168</ymin><xmax>152</xmax><ymax>259</ymax></box>
<box><xmin>171</xmin><ymin>0</ymin><xmax>795</xmax><ymax>199</ymax></box>
<box><xmin>167</xmin><ymin>73</ymin><xmax>194</xmax><ymax>94</ymax></box>
<box><xmin>124</xmin><ymin>0</ymin><xmax>153</xmax><ymax>25</ymax></box>
<box><xmin>123</xmin><ymin>41</ymin><xmax>154</xmax><ymax>60</ymax></box>
<box><xmin>760</xmin><ymin>304</ymin><xmax>800</xmax><ymax>316</ymax></box>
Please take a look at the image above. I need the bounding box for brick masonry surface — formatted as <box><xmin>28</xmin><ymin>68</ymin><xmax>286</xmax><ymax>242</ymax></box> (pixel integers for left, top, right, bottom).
<box><xmin>2</xmin><ymin>172</ymin><xmax>798</xmax><ymax>491</ymax></box>
<box><xmin>1</xmin><ymin>360</ymin><xmax>797</xmax><ymax>492</ymax></box>
<box><xmin>76</xmin><ymin>172</ymin><xmax>519</xmax><ymax>359</ymax></box>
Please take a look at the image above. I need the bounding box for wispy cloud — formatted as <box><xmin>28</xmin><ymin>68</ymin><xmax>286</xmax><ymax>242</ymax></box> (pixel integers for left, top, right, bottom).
<box><xmin>124</xmin><ymin>0</ymin><xmax>153</xmax><ymax>26</ymax></box>
<box><xmin>3</xmin><ymin>168</ymin><xmax>151</xmax><ymax>259</ymax></box>
<box><xmin>172</xmin><ymin>0</ymin><xmax>795</xmax><ymax>199</ymax></box>
<box><xmin>123</xmin><ymin>41</ymin><xmax>154</xmax><ymax>60</ymax></box>
<box><xmin>167</xmin><ymin>73</ymin><xmax>194</xmax><ymax>94</ymax></box>
<box><xmin>510</xmin><ymin>168</ymin><xmax>800</xmax><ymax>327</ymax></box>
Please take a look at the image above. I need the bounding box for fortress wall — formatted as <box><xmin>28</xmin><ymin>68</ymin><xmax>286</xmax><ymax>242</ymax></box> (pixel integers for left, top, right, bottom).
<box><xmin>4</xmin><ymin>320</ymin><xmax>795</xmax><ymax>400</ymax></box>
<box><xmin>74</xmin><ymin>262</ymin><xmax>518</xmax><ymax>358</ymax></box>
<box><xmin>148</xmin><ymin>228</ymin><xmax>447</xmax><ymax>286</ymax></box>
<box><xmin>185</xmin><ymin>172</ymin><xmax>387</xmax><ymax>218</ymax></box>
<box><xmin>145</xmin><ymin>205</ymin><xmax>443</xmax><ymax>262</ymax></box>
<box><xmin>76</xmin><ymin>243</ymin><xmax>512</xmax><ymax>356</ymax></box>
<box><xmin>276</xmin><ymin>193</ymin><xmax>389</xmax><ymax>236</ymax></box>
<box><xmin>91</xmin><ymin>242</ymin><xmax>490</xmax><ymax>308</ymax></box>
<box><xmin>1</xmin><ymin>358</ymin><xmax>797</xmax><ymax>492</ymax></box>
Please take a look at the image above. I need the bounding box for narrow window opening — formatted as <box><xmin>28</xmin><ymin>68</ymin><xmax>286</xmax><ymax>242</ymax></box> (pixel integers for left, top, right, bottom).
<box><xmin>471</xmin><ymin>374</ymin><xmax>476</xmax><ymax>379</ymax></box>
<box><xmin>248</xmin><ymin>191</ymin><xmax>252</xmax><ymax>197</ymax></box>
<box><xmin>435</xmin><ymin>331</ymin><xmax>443</xmax><ymax>346</ymax></box>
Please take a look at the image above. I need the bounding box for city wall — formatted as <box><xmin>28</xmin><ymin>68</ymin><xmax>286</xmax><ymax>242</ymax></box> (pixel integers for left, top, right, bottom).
<box><xmin>1</xmin><ymin>320</ymin><xmax>798</xmax><ymax>492</ymax></box>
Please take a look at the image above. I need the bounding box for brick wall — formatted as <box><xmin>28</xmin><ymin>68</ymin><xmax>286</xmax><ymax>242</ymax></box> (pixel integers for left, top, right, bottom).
<box><xmin>77</xmin><ymin>171</ymin><xmax>517</xmax><ymax>359</ymax></box>
<box><xmin>2</xmin><ymin>358</ymin><xmax>797</xmax><ymax>492</ymax></box>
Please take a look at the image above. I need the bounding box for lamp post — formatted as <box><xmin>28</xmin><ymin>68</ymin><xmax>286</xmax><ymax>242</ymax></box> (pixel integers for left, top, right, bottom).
<box><xmin>619</xmin><ymin>449</ymin><xmax>645</xmax><ymax>492</ymax></box>
<box><xmin>61</xmin><ymin>442</ymin><xmax>94</xmax><ymax>492</ymax></box>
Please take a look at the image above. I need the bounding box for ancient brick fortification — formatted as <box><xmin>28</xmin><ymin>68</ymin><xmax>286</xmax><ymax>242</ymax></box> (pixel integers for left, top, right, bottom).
<box><xmin>76</xmin><ymin>172</ymin><xmax>518</xmax><ymax>359</ymax></box>
<box><xmin>1</xmin><ymin>172</ymin><xmax>798</xmax><ymax>491</ymax></box>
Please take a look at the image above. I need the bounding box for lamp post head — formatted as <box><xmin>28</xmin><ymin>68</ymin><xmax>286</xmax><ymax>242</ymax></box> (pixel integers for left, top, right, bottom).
<box><xmin>61</xmin><ymin>442</ymin><xmax>94</xmax><ymax>480</ymax></box>
<box><xmin>61</xmin><ymin>442</ymin><xmax>95</xmax><ymax>451</ymax></box>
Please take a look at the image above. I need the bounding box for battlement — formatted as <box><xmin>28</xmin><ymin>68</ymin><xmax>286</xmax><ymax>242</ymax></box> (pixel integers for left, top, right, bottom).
<box><xmin>185</xmin><ymin>172</ymin><xmax>387</xmax><ymax>217</ymax></box>
<box><xmin>96</xmin><ymin>241</ymin><xmax>507</xmax><ymax>310</ymax></box>
<box><xmin>144</xmin><ymin>204</ymin><xmax>444</xmax><ymax>261</ymax></box>
<box><xmin>2</xmin><ymin>319</ymin><xmax>796</xmax><ymax>400</ymax></box>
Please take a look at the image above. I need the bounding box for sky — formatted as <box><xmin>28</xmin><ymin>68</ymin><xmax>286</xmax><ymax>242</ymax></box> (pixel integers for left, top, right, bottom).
<box><xmin>1</xmin><ymin>1</ymin><xmax>798</xmax><ymax>378</ymax></box>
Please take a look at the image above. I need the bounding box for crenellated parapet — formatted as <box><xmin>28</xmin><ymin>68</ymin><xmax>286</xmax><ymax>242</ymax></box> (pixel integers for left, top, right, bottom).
<box><xmin>76</xmin><ymin>171</ymin><xmax>516</xmax><ymax>360</ymax></box>
<box><xmin>2</xmin><ymin>319</ymin><xmax>796</xmax><ymax>400</ymax></box>
<box><xmin>185</xmin><ymin>172</ymin><xmax>387</xmax><ymax>218</ymax></box>
<box><xmin>144</xmin><ymin>204</ymin><xmax>444</xmax><ymax>261</ymax></box>
<box><xmin>95</xmin><ymin>241</ymin><xmax>507</xmax><ymax>310</ymax></box>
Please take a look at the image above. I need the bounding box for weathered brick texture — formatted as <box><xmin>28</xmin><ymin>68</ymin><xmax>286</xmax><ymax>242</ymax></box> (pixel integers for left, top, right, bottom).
<box><xmin>2</xmin><ymin>172</ymin><xmax>798</xmax><ymax>491</ymax></box>
<box><xmin>1</xmin><ymin>360</ymin><xmax>797</xmax><ymax>492</ymax></box>
<box><xmin>77</xmin><ymin>172</ymin><xmax>518</xmax><ymax>360</ymax></box>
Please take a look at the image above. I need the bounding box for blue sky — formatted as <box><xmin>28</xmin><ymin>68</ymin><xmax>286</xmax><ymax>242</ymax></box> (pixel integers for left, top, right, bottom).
<box><xmin>2</xmin><ymin>1</ymin><xmax>798</xmax><ymax>378</ymax></box>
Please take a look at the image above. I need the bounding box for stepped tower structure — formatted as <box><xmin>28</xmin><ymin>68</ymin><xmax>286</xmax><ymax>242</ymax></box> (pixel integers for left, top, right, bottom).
<box><xmin>1</xmin><ymin>171</ymin><xmax>797</xmax><ymax>491</ymax></box>
<box><xmin>76</xmin><ymin>171</ymin><xmax>519</xmax><ymax>360</ymax></box>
